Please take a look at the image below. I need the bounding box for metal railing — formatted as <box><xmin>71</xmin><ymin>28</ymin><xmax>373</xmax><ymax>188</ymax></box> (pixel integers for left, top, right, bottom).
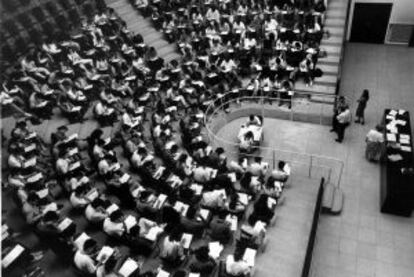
<box><xmin>203</xmin><ymin>93</ymin><xmax>345</xmax><ymax>187</ymax></box>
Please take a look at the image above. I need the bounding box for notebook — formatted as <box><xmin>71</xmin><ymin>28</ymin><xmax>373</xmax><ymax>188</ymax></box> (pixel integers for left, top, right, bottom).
<box><xmin>243</xmin><ymin>248</ymin><xmax>257</xmax><ymax>267</ymax></box>
<box><xmin>208</xmin><ymin>242</ymin><xmax>223</xmax><ymax>259</ymax></box>
<box><xmin>85</xmin><ymin>189</ymin><xmax>99</xmax><ymax>202</ymax></box>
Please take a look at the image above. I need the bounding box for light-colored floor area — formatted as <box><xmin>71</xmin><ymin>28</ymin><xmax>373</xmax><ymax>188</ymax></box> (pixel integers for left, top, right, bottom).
<box><xmin>310</xmin><ymin>43</ymin><xmax>414</xmax><ymax>277</ymax></box>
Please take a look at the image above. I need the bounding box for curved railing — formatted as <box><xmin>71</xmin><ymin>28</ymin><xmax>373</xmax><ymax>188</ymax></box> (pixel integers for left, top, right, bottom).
<box><xmin>203</xmin><ymin>92</ymin><xmax>345</xmax><ymax>187</ymax></box>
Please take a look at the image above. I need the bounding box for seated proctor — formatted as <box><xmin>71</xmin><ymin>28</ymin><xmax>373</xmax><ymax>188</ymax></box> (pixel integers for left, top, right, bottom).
<box><xmin>271</xmin><ymin>161</ymin><xmax>291</xmax><ymax>183</ymax></box>
<box><xmin>160</xmin><ymin>227</ymin><xmax>186</xmax><ymax>266</ymax></box>
<box><xmin>225</xmin><ymin>249</ymin><xmax>253</xmax><ymax>277</ymax></box>
<box><xmin>240</xmin><ymin>172</ymin><xmax>261</xmax><ymax>194</ymax></box>
<box><xmin>209</xmin><ymin>210</ymin><xmax>232</xmax><ymax>244</ymax></box>
<box><xmin>246</xmin><ymin>114</ymin><xmax>262</xmax><ymax>126</ymax></box>
<box><xmin>74</xmin><ymin>238</ymin><xmax>99</xmax><ymax>276</ymax></box>
<box><xmin>188</xmin><ymin>245</ymin><xmax>216</xmax><ymax>276</ymax></box>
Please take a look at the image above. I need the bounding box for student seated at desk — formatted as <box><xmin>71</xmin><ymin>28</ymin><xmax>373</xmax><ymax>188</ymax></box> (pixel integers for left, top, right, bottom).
<box><xmin>21</xmin><ymin>192</ymin><xmax>43</xmax><ymax>225</ymax></box>
<box><xmin>249</xmin><ymin>157</ymin><xmax>268</xmax><ymax>177</ymax></box>
<box><xmin>180</xmin><ymin>206</ymin><xmax>207</xmax><ymax>236</ymax></box>
<box><xmin>271</xmin><ymin>161</ymin><xmax>291</xmax><ymax>183</ymax></box>
<box><xmin>239</xmin><ymin>215</ymin><xmax>267</xmax><ymax>251</ymax></box>
<box><xmin>225</xmin><ymin>250</ymin><xmax>252</xmax><ymax>277</ymax></box>
<box><xmin>96</xmin><ymin>256</ymin><xmax>119</xmax><ymax>277</ymax></box>
<box><xmin>188</xmin><ymin>245</ymin><xmax>216</xmax><ymax>276</ymax></box>
<box><xmin>240</xmin><ymin>172</ymin><xmax>261</xmax><ymax>194</ymax></box>
<box><xmin>251</xmin><ymin>194</ymin><xmax>275</xmax><ymax>225</ymax></box>
<box><xmin>103</xmin><ymin>210</ymin><xmax>125</xmax><ymax>238</ymax></box>
<box><xmin>210</xmin><ymin>211</ymin><xmax>232</xmax><ymax>244</ymax></box>
<box><xmin>202</xmin><ymin>189</ymin><xmax>227</xmax><ymax>210</ymax></box>
<box><xmin>70</xmin><ymin>186</ymin><xmax>90</xmax><ymax>209</ymax></box>
<box><xmin>160</xmin><ymin>228</ymin><xmax>186</xmax><ymax>266</ymax></box>
<box><xmin>74</xmin><ymin>238</ymin><xmax>99</xmax><ymax>276</ymax></box>
<box><xmin>85</xmin><ymin>198</ymin><xmax>108</xmax><ymax>225</ymax></box>
<box><xmin>246</xmin><ymin>114</ymin><xmax>262</xmax><ymax>126</ymax></box>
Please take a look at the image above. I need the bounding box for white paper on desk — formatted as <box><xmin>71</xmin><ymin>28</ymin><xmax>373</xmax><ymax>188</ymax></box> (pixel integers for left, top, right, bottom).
<box><xmin>153</xmin><ymin>194</ymin><xmax>167</xmax><ymax>209</ymax></box>
<box><xmin>156</xmin><ymin>269</ymin><xmax>170</xmax><ymax>277</ymax></box>
<box><xmin>120</xmin><ymin>173</ymin><xmax>131</xmax><ymax>184</ymax></box>
<box><xmin>118</xmin><ymin>258</ymin><xmax>139</xmax><ymax>277</ymax></box>
<box><xmin>145</xmin><ymin>226</ymin><xmax>163</xmax><ymax>241</ymax></box>
<box><xmin>237</xmin><ymin>193</ymin><xmax>249</xmax><ymax>206</ymax></box>
<box><xmin>268</xmin><ymin>197</ymin><xmax>277</xmax><ymax>209</ymax></box>
<box><xmin>71</xmin><ymin>106</ymin><xmax>82</xmax><ymax>112</ymax></box>
<box><xmin>96</xmin><ymin>246</ymin><xmax>114</xmax><ymax>263</ymax></box>
<box><xmin>226</xmin><ymin>215</ymin><xmax>238</xmax><ymax>231</ymax></box>
<box><xmin>69</xmin><ymin>161</ymin><xmax>81</xmax><ymax>171</ymax></box>
<box><xmin>36</xmin><ymin>188</ymin><xmax>49</xmax><ymax>199</ymax></box>
<box><xmin>386</xmin><ymin>133</ymin><xmax>397</xmax><ymax>142</ymax></box>
<box><xmin>401</xmin><ymin>146</ymin><xmax>412</xmax><ymax>152</ymax></box>
<box><xmin>243</xmin><ymin>248</ymin><xmax>257</xmax><ymax>267</ymax></box>
<box><xmin>398</xmin><ymin>109</ymin><xmax>406</xmax><ymax>115</ymax></box>
<box><xmin>228</xmin><ymin>172</ymin><xmax>237</xmax><ymax>183</ymax></box>
<box><xmin>27</xmin><ymin>172</ymin><xmax>43</xmax><ymax>183</ymax></box>
<box><xmin>65</xmin><ymin>133</ymin><xmax>78</xmax><ymax>143</ymax></box>
<box><xmin>386</xmin><ymin>115</ymin><xmax>394</xmax><ymax>120</ymax></box>
<box><xmin>208</xmin><ymin>241</ymin><xmax>224</xmax><ymax>259</ymax></box>
<box><xmin>153</xmin><ymin>166</ymin><xmax>165</xmax><ymax>179</ymax></box>
<box><xmin>24</xmin><ymin>157</ymin><xmax>37</xmax><ymax>168</ymax></box>
<box><xmin>74</xmin><ymin>232</ymin><xmax>91</xmax><ymax>250</ymax></box>
<box><xmin>58</xmin><ymin>217</ymin><xmax>73</xmax><ymax>232</ymax></box>
<box><xmin>24</xmin><ymin>143</ymin><xmax>36</xmax><ymax>153</ymax></box>
<box><xmin>190</xmin><ymin>184</ymin><xmax>203</xmax><ymax>195</ymax></box>
<box><xmin>68</xmin><ymin>147</ymin><xmax>79</xmax><ymax>156</ymax></box>
<box><xmin>174</xmin><ymin>201</ymin><xmax>189</xmax><ymax>216</ymax></box>
<box><xmin>132</xmin><ymin>186</ymin><xmax>145</xmax><ymax>198</ymax></box>
<box><xmin>254</xmin><ymin>221</ymin><xmax>267</xmax><ymax>233</ymax></box>
<box><xmin>106</xmin><ymin>204</ymin><xmax>119</xmax><ymax>214</ymax></box>
<box><xmin>2</xmin><ymin>244</ymin><xmax>24</xmax><ymax>268</ymax></box>
<box><xmin>400</xmin><ymin>138</ymin><xmax>410</xmax><ymax>145</ymax></box>
<box><xmin>400</xmin><ymin>134</ymin><xmax>410</xmax><ymax>140</ymax></box>
<box><xmin>110</xmin><ymin>163</ymin><xmax>121</xmax><ymax>172</ymax></box>
<box><xmin>189</xmin><ymin>273</ymin><xmax>200</xmax><ymax>277</ymax></box>
<box><xmin>198</xmin><ymin>209</ymin><xmax>210</xmax><ymax>221</ymax></box>
<box><xmin>26</xmin><ymin>132</ymin><xmax>37</xmax><ymax>140</ymax></box>
<box><xmin>388</xmin><ymin>110</ymin><xmax>397</xmax><ymax>116</ymax></box>
<box><xmin>124</xmin><ymin>215</ymin><xmax>137</xmax><ymax>232</ymax></box>
<box><xmin>86</xmin><ymin>189</ymin><xmax>99</xmax><ymax>201</ymax></box>
<box><xmin>181</xmin><ymin>233</ymin><xmax>193</xmax><ymax>249</ymax></box>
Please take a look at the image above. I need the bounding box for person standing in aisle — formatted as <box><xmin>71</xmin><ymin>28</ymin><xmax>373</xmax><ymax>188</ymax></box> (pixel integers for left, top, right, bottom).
<box><xmin>336</xmin><ymin>105</ymin><xmax>351</xmax><ymax>143</ymax></box>
<box><xmin>355</xmin><ymin>89</ymin><xmax>369</xmax><ymax>124</ymax></box>
<box><xmin>330</xmin><ymin>96</ymin><xmax>347</xmax><ymax>133</ymax></box>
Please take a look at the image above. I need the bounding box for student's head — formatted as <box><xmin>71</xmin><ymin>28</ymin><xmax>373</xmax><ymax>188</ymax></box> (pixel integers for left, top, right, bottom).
<box><xmin>362</xmin><ymin>89</ymin><xmax>369</xmax><ymax>99</ymax></box>
<box><xmin>27</xmin><ymin>192</ymin><xmax>40</xmax><ymax>204</ymax></box>
<box><xmin>74</xmin><ymin>186</ymin><xmax>85</xmax><ymax>196</ymax></box>
<box><xmin>170</xmin><ymin>144</ymin><xmax>179</xmax><ymax>154</ymax></box>
<box><xmin>254</xmin><ymin>156</ymin><xmax>262</xmax><ymax>163</ymax></box>
<box><xmin>139</xmin><ymin>190</ymin><xmax>151</xmax><ymax>201</ymax></box>
<box><xmin>104</xmin><ymin>256</ymin><xmax>117</xmax><ymax>273</ymax></box>
<box><xmin>83</xmin><ymin>238</ymin><xmax>97</xmax><ymax>254</ymax></box>
<box><xmin>215</xmin><ymin>147</ymin><xmax>224</xmax><ymax>155</ymax></box>
<box><xmin>245</xmin><ymin>131</ymin><xmax>253</xmax><ymax>139</ymax></box>
<box><xmin>169</xmin><ymin>227</ymin><xmax>182</xmax><ymax>242</ymax></box>
<box><xmin>217</xmin><ymin>209</ymin><xmax>228</xmax><ymax>220</ymax></box>
<box><xmin>91</xmin><ymin>198</ymin><xmax>103</xmax><ymax>209</ymax></box>
<box><xmin>137</xmin><ymin>147</ymin><xmax>147</xmax><ymax>155</ymax></box>
<box><xmin>129</xmin><ymin>225</ymin><xmax>141</xmax><ymax>237</ymax></box>
<box><xmin>375</xmin><ymin>125</ymin><xmax>384</xmax><ymax>132</ymax></box>
<box><xmin>247</xmin><ymin>214</ymin><xmax>258</xmax><ymax>226</ymax></box>
<box><xmin>195</xmin><ymin>246</ymin><xmax>210</xmax><ymax>261</ymax></box>
<box><xmin>186</xmin><ymin>206</ymin><xmax>197</xmax><ymax>220</ymax></box>
<box><xmin>172</xmin><ymin>270</ymin><xmax>187</xmax><ymax>277</ymax></box>
<box><xmin>233</xmin><ymin>249</ymin><xmax>244</xmax><ymax>261</ymax></box>
<box><xmin>43</xmin><ymin>211</ymin><xmax>59</xmax><ymax>223</ymax></box>
<box><xmin>249</xmin><ymin>114</ymin><xmax>255</xmax><ymax>121</ymax></box>
<box><xmin>278</xmin><ymin>161</ymin><xmax>286</xmax><ymax>170</ymax></box>
<box><xmin>109</xmin><ymin>210</ymin><xmax>123</xmax><ymax>222</ymax></box>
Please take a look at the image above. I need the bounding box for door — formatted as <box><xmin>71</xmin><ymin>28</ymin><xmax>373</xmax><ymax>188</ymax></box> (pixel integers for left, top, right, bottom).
<box><xmin>350</xmin><ymin>3</ymin><xmax>392</xmax><ymax>44</ymax></box>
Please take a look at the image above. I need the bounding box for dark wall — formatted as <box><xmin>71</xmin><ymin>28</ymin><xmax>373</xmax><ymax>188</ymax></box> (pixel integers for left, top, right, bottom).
<box><xmin>1</xmin><ymin>0</ymin><xmax>101</xmax><ymax>64</ymax></box>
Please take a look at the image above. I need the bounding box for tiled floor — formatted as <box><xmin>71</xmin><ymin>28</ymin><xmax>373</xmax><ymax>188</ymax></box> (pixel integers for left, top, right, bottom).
<box><xmin>310</xmin><ymin>43</ymin><xmax>414</xmax><ymax>277</ymax></box>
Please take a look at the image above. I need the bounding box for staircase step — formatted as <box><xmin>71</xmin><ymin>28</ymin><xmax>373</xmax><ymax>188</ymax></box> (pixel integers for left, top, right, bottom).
<box><xmin>323</xmin><ymin>45</ymin><xmax>341</xmax><ymax>56</ymax></box>
<box><xmin>328</xmin><ymin>27</ymin><xmax>345</xmax><ymax>36</ymax></box>
<box><xmin>322</xmin><ymin>184</ymin><xmax>335</xmax><ymax>212</ymax></box>
<box><xmin>318</xmin><ymin>64</ymin><xmax>339</xmax><ymax>75</ymax></box>
<box><xmin>310</xmin><ymin>95</ymin><xmax>335</xmax><ymax>105</ymax></box>
<box><xmin>294</xmin><ymin>82</ymin><xmax>336</xmax><ymax>95</ymax></box>
<box><xmin>327</xmin><ymin>10</ymin><xmax>347</xmax><ymax>19</ymax></box>
<box><xmin>318</xmin><ymin>54</ymin><xmax>341</xmax><ymax>65</ymax></box>
<box><xmin>164</xmin><ymin>52</ymin><xmax>181</xmax><ymax>63</ymax></box>
<box><xmin>325</xmin><ymin>18</ymin><xmax>346</xmax><ymax>27</ymax></box>
<box><xmin>328</xmin><ymin>1</ymin><xmax>349</xmax><ymax>10</ymax></box>
<box><xmin>330</xmin><ymin>188</ymin><xmax>344</xmax><ymax>215</ymax></box>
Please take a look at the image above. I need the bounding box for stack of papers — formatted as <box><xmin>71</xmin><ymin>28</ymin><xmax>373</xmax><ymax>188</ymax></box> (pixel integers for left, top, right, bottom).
<box><xmin>36</xmin><ymin>188</ymin><xmax>49</xmax><ymax>199</ymax></box>
<box><xmin>118</xmin><ymin>258</ymin><xmax>139</xmax><ymax>277</ymax></box>
<box><xmin>243</xmin><ymin>248</ymin><xmax>257</xmax><ymax>267</ymax></box>
<box><xmin>24</xmin><ymin>157</ymin><xmax>37</xmax><ymax>168</ymax></box>
<box><xmin>153</xmin><ymin>194</ymin><xmax>167</xmax><ymax>209</ymax></box>
<box><xmin>208</xmin><ymin>242</ymin><xmax>224</xmax><ymax>259</ymax></box>
<box><xmin>237</xmin><ymin>193</ymin><xmax>250</xmax><ymax>206</ymax></box>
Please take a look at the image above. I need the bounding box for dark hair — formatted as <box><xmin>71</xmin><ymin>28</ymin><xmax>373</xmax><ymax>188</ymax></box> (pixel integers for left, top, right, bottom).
<box><xmin>195</xmin><ymin>246</ymin><xmax>210</xmax><ymax>261</ymax></box>
<box><xmin>362</xmin><ymin>89</ymin><xmax>369</xmax><ymax>100</ymax></box>
<box><xmin>83</xmin><ymin>238</ymin><xmax>97</xmax><ymax>252</ymax></box>
<box><xmin>129</xmin><ymin>225</ymin><xmax>141</xmax><ymax>236</ymax></box>
<box><xmin>27</xmin><ymin>192</ymin><xmax>40</xmax><ymax>203</ymax></box>
<box><xmin>186</xmin><ymin>206</ymin><xmax>197</xmax><ymax>219</ymax></box>
<box><xmin>169</xmin><ymin>227</ymin><xmax>182</xmax><ymax>242</ymax></box>
<box><xmin>278</xmin><ymin>161</ymin><xmax>285</xmax><ymax>170</ymax></box>
<box><xmin>254</xmin><ymin>156</ymin><xmax>262</xmax><ymax>163</ymax></box>
<box><xmin>104</xmin><ymin>256</ymin><xmax>117</xmax><ymax>272</ymax></box>
<box><xmin>109</xmin><ymin>210</ymin><xmax>123</xmax><ymax>222</ymax></box>
<box><xmin>215</xmin><ymin>147</ymin><xmax>224</xmax><ymax>155</ymax></box>
<box><xmin>91</xmin><ymin>198</ymin><xmax>103</xmax><ymax>208</ymax></box>
<box><xmin>43</xmin><ymin>211</ymin><xmax>59</xmax><ymax>222</ymax></box>
<box><xmin>247</xmin><ymin>214</ymin><xmax>257</xmax><ymax>226</ymax></box>
<box><xmin>172</xmin><ymin>270</ymin><xmax>187</xmax><ymax>277</ymax></box>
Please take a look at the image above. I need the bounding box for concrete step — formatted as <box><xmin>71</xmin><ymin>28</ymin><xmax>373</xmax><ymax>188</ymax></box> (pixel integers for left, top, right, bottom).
<box><xmin>318</xmin><ymin>55</ymin><xmax>340</xmax><ymax>66</ymax></box>
<box><xmin>318</xmin><ymin>64</ymin><xmax>339</xmax><ymax>75</ymax></box>
<box><xmin>315</xmin><ymin>73</ymin><xmax>337</xmax><ymax>83</ymax></box>
<box><xmin>310</xmin><ymin>95</ymin><xmax>335</xmax><ymax>105</ymax></box>
<box><xmin>294</xmin><ymin>82</ymin><xmax>336</xmax><ymax>95</ymax></box>
<box><xmin>328</xmin><ymin>1</ymin><xmax>349</xmax><ymax>10</ymax></box>
<box><xmin>327</xmin><ymin>10</ymin><xmax>347</xmax><ymax>19</ymax></box>
<box><xmin>321</xmin><ymin>35</ymin><xmax>343</xmax><ymax>46</ymax></box>
<box><xmin>323</xmin><ymin>45</ymin><xmax>341</xmax><ymax>56</ymax></box>
<box><xmin>325</xmin><ymin>18</ymin><xmax>346</xmax><ymax>27</ymax></box>
<box><xmin>328</xmin><ymin>26</ymin><xmax>345</xmax><ymax>37</ymax></box>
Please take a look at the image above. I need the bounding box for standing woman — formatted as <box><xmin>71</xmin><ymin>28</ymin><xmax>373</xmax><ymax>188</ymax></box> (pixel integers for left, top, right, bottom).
<box><xmin>355</xmin><ymin>89</ymin><xmax>369</xmax><ymax>124</ymax></box>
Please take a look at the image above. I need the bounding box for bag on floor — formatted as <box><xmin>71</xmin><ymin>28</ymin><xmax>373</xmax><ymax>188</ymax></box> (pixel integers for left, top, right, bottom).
<box><xmin>314</xmin><ymin>68</ymin><xmax>324</xmax><ymax>78</ymax></box>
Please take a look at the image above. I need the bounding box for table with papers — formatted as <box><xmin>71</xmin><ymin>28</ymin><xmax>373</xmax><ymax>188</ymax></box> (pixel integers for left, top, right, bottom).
<box><xmin>380</xmin><ymin>109</ymin><xmax>414</xmax><ymax>216</ymax></box>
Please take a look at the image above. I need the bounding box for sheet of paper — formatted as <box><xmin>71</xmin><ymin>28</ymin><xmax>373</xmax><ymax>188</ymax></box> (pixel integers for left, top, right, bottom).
<box><xmin>96</xmin><ymin>246</ymin><xmax>114</xmax><ymax>263</ymax></box>
<box><xmin>181</xmin><ymin>233</ymin><xmax>193</xmax><ymax>249</ymax></box>
<box><xmin>2</xmin><ymin>244</ymin><xmax>25</xmax><ymax>268</ymax></box>
<box><xmin>156</xmin><ymin>269</ymin><xmax>170</xmax><ymax>277</ymax></box>
<box><xmin>198</xmin><ymin>209</ymin><xmax>210</xmax><ymax>221</ymax></box>
<box><xmin>226</xmin><ymin>215</ymin><xmax>238</xmax><ymax>231</ymax></box>
<box><xmin>208</xmin><ymin>241</ymin><xmax>224</xmax><ymax>259</ymax></box>
<box><xmin>243</xmin><ymin>248</ymin><xmax>257</xmax><ymax>267</ymax></box>
<box><xmin>86</xmin><ymin>189</ymin><xmax>99</xmax><ymax>201</ymax></box>
<box><xmin>386</xmin><ymin>133</ymin><xmax>397</xmax><ymax>142</ymax></box>
<box><xmin>74</xmin><ymin>232</ymin><xmax>91</xmax><ymax>250</ymax></box>
<box><xmin>106</xmin><ymin>204</ymin><xmax>119</xmax><ymax>214</ymax></box>
<box><xmin>120</xmin><ymin>173</ymin><xmax>131</xmax><ymax>184</ymax></box>
<box><xmin>58</xmin><ymin>217</ymin><xmax>73</xmax><ymax>232</ymax></box>
<box><xmin>145</xmin><ymin>226</ymin><xmax>163</xmax><ymax>241</ymax></box>
<box><xmin>124</xmin><ymin>215</ymin><xmax>137</xmax><ymax>232</ymax></box>
<box><xmin>118</xmin><ymin>258</ymin><xmax>139</xmax><ymax>277</ymax></box>
<box><xmin>174</xmin><ymin>201</ymin><xmax>189</xmax><ymax>216</ymax></box>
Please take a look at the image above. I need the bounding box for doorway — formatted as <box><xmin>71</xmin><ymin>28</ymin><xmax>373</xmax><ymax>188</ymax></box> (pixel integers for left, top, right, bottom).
<box><xmin>350</xmin><ymin>3</ymin><xmax>392</xmax><ymax>44</ymax></box>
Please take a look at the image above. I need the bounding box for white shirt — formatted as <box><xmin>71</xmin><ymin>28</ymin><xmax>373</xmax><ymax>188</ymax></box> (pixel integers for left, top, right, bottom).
<box><xmin>85</xmin><ymin>205</ymin><xmax>107</xmax><ymax>223</ymax></box>
<box><xmin>74</xmin><ymin>250</ymin><xmax>96</xmax><ymax>274</ymax></box>
<box><xmin>103</xmin><ymin>218</ymin><xmax>125</xmax><ymax>237</ymax></box>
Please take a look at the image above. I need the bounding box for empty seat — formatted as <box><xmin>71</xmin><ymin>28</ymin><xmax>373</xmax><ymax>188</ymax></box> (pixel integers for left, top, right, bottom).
<box><xmin>322</xmin><ymin>183</ymin><xmax>335</xmax><ymax>212</ymax></box>
<box><xmin>330</xmin><ymin>188</ymin><xmax>344</xmax><ymax>215</ymax></box>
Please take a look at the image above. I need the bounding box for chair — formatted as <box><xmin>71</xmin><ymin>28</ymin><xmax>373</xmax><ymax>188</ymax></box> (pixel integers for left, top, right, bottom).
<box><xmin>32</xmin><ymin>7</ymin><xmax>47</xmax><ymax>23</ymax></box>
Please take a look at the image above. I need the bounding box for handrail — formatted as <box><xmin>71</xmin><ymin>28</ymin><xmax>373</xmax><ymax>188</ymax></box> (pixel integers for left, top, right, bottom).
<box><xmin>203</xmin><ymin>93</ymin><xmax>345</xmax><ymax>187</ymax></box>
<box><xmin>335</xmin><ymin>0</ymin><xmax>352</xmax><ymax>94</ymax></box>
